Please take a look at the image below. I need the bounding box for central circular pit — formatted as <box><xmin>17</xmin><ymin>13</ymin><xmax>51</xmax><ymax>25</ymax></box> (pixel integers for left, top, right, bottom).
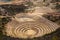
<box><xmin>25</xmin><ymin>29</ymin><xmax>37</xmax><ymax>36</ymax></box>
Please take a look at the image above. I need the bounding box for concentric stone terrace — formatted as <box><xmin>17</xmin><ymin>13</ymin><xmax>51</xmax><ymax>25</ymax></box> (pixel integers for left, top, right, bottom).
<box><xmin>5</xmin><ymin>14</ymin><xmax>60</xmax><ymax>38</ymax></box>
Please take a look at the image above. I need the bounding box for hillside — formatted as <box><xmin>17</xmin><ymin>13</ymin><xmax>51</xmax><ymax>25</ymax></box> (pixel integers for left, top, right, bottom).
<box><xmin>0</xmin><ymin>0</ymin><xmax>60</xmax><ymax>40</ymax></box>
